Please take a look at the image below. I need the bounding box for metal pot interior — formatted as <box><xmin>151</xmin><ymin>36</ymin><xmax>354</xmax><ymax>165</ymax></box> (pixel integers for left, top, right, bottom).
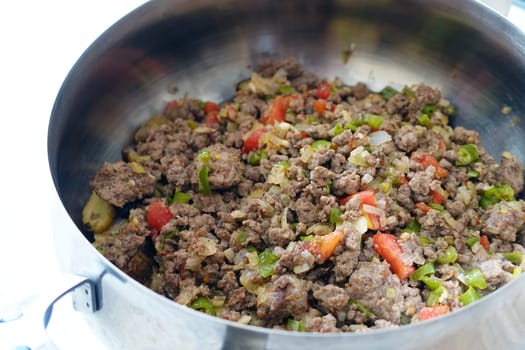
<box><xmin>47</xmin><ymin>0</ymin><xmax>525</xmax><ymax>346</ymax></box>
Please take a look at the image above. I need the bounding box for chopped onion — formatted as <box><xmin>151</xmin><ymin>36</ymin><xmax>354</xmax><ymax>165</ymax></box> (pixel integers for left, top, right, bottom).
<box><xmin>369</xmin><ymin>130</ymin><xmax>392</xmax><ymax>146</ymax></box>
<box><xmin>349</xmin><ymin>216</ymin><xmax>368</xmax><ymax>234</ymax></box>
<box><xmin>223</xmin><ymin>248</ymin><xmax>235</xmax><ymax>263</ymax></box>
<box><xmin>238</xmin><ymin>315</ymin><xmax>252</xmax><ymax>325</ymax></box>
<box><xmin>198</xmin><ymin>237</ymin><xmax>217</xmax><ymax>257</ymax></box>
<box><xmin>231</xmin><ymin>210</ymin><xmax>247</xmax><ymax>219</ymax></box>
<box><xmin>349</xmin><ymin>146</ymin><xmax>370</xmax><ymax>167</ymax></box>
<box><xmin>362</xmin><ymin>204</ymin><xmax>385</xmax><ymax>217</ymax></box>
<box><xmin>361</xmin><ymin>173</ymin><xmax>374</xmax><ymax>184</ymax></box>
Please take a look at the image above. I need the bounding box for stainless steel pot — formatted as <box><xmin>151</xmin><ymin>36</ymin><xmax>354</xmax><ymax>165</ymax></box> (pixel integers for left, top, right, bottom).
<box><xmin>46</xmin><ymin>0</ymin><xmax>525</xmax><ymax>348</ymax></box>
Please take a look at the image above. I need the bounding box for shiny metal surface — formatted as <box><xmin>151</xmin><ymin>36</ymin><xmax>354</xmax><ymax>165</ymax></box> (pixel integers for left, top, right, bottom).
<box><xmin>48</xmin><ymin>0</ymin><xmax>525</xmax><ymax>349</ymax></box>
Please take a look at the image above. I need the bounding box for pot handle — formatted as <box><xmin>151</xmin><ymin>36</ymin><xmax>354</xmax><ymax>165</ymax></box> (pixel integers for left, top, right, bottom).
<box><xmin>0</xmin><ymin>273</ymin><xmax>99</xmax><ymax>350</ymax></box>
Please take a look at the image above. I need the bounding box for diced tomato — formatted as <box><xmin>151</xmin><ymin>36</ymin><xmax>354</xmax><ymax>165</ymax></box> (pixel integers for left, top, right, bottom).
<box><xmin>397</xmin><ymin>175</ymin><xmax>409</xmax><ymax>186</ymax></box>
<box><xmin>204</xmin><ymin>110</ymin><xmax>220</xmax><ymax>126</ymax></box>
<box><xmin>415</xmin><ymin>202</ymin><xmax>431</xmax><ymax>214</ymax></box>
<box><xmin>299</xmin><ymin>131</ymin><xmax>308</xmax><ymax>139</ymax></box>
<box><xmin>147</xmin><ymin>199</ymin><xmax>173</xmax><ymax>232</ymax></box>
<box><xmin>163</xmin><ymin>99</ymin><xmax>179</xmax><ymax>115</ymax></box>
<box><xmin>412</xmin><ymin>153</ymin><xmax>448</xmax><ymax>179</ymax></box>
<box><xmin>418</xmin><ymin>305</ymin><xmax>451</xmax><ymax>321</ymax></box>
<box><xmin>242</xmin><ymin>128</ymin><xmax>266</xmax><ymax>154</ymax></box>
<box><xmin>430</xmin><ymin>189</ymin><xmax>445</xmax><ymax>204</ymax></box>
<box><xmin>340</xmin><ymin>190</ymin><xmax>377</xmax><ymax>206</ymax></box>
<box><xmin>373</xmin><ymin>232</ymin><xmax>415</xmax><ymax>280</ymax></box>
<box><xmin>313</xmin><ymin>99</ymin><xmax>327</xmax><ymax>116</ymax></box>
<box><xmin>365</xmin><ymin>213</ymin><xmax>382</xmax><ymax>231</ymax></box>
<box><xmin>480</xmin><ymin>235</ymin><xmax>490</xmax><ymax>250</ymax></box>
<box><xmin>203</xmin><ymin>101</ymin><xmax>219</xmax><ymax>114</ymax></box>
<box><xmin>311</xmin><ymin>230</ymin><xmax>345</xmax><ymax>262</ymax></box>
<box><xmin>316</xmin><ymin>82</ymin><xmax>332</xmax><ymax>99</ymax></box>
<box><xmin>340</xmin><ymin>190</ymin><xmax>382</xmax><ymax>230</ymax></box>
<box><xmin>260</xmin><ymin>96</ymin><xmax>288</xmax><ymax>125</ymax></box>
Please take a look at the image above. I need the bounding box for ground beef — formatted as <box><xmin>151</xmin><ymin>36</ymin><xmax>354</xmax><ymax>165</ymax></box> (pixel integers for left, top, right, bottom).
<box><xmin>346</xmin><ymin>261</ymin><xmax>405</xmax><ymax>324</ymax></box>
<box><xmin>481</xmin><ymin>201</ymin><xmax>525</xmax><ymax>242</ymax></box>
<box><xmin>85</xmin><ymin>59</ymin><xmax>525</xmax><ymax>333</ymax></box>
<box><xmin>496</xmin><ymin>155</ymin><xmax>524</xmax><ymax>193</ymax></box>
<box><xmin>91</xmin><ymin>161</ymin><xmax>156</xmax><ymax>207</ymax></box>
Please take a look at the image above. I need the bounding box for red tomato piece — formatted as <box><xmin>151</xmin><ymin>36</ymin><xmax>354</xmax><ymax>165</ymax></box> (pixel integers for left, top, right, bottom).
<box><xmin>147</xmin><ymin>199</ymin><xmax>173</xmax><ymax>232</ymax></box>
<box><xmin>365</xmin><ymin>212</ymin><xmax>382</xmax><ymax>231</ymax></box>
<box><xmin>312</xmin><ymin>99</ymin><xmax>327</xmax><ymax>116</ymax></box>
<box><xmin>430</xmin><ymin>189</ymin><xmax>445</xmax><ymax>204</ymax></box>
<box><xmin>261</xmin><ymin>96</ymin><xmax>288</xmax><ymax>125</ymax></box>
<box><xmin>418</xmin><ymin>305</ymin><xmax>451</xmax><ymax>321</ymax></box>
<box><xmin>316</xmin><ymin>82</ymin><xmax>332</xmax><ymax>99</ymax></box>
<box><xmin>204</xmin><ymin>101</ymin><xmax>219</xmax><ymax>114</ymax></box>
<box><xmin>164</xmin><ymin>99</ymin><xmax>179</xmax><ymax>115</ymax></box>
<box><xmin>415</xmin><ymin>202</ymin><xmax>431</xmax><ymax>214</ymax></box>
<box><xmin>242</xmin><ymin>128</ymin><xmax>266</xmax><ymax>154</ymax></box>
<box><xmin>310</xmin><ymin>230</ymin><xmax>344</xmax><ymax>263</ymax></box>
<box><xmin>339</xmin><ymin>190</ymin><xmax>377</xmax><ymax>206</ymax></box>
<box><xmin>413</xmin><ymin>154</ymin><xmax>448</xmax><ymax>179</ymax></box>
<box><xmin>204</xmin><ymin>110</ymin><xmax>220</xmax><ymax>126</ymax></box>
<box><xmin>373</xmin><ymin>232</ymin><xmax>415</xmax><ymax>280</ymax></box>
<box><xmin>480</xmin><ymin>235</ymin><xmax>490</xmax><ymax>250</ymax></box>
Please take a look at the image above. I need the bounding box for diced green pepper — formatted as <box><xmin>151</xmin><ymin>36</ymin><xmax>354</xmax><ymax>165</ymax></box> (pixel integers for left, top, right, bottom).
<box><xmin>420</xmin><ymin>276</ymin><xmax>442</xmax><ymax>290</ymax></box>
<box><xmin>187</xmin><ymin>119</ymin><xmax>198</xmax><ymax>130</ymax></box>
<box><xmin>428</xmin><ymin>203</ymin><xmax>444</xmax><ymax>212</ymax></box>
<box><xmin>235</xmin><ymin>230</ymin><xmax>248</xmax><ymax>243</ymax></box>
<box><xmin>417</xmin><ymin>114</ymin><xmax>431</xmax><ymax>127</ymax></box>
<box><xmin>277</xmin><ymin>85</ymin><xmax>295</xmax><ymax>95</ymax></box>
<box><xmin>346</xmin><ymin>114</ymin><xmax>384</xmax><ymax>130</ymax></box>
<box><xmin>277</xmin><ymin>160</ymin><xmax>291</xmax><ymax>169</ymax></box>
<box><xmin>410</xmin><ymin>262</ymin><xmax>436</xmax><ymax>282</ymax></box>
<box><xmin>349</xmin><ymin>300</ymin><xmax>375</xmax><ymax>319</ymax></box>
<box><xmin>198</xmin><ymin>150</ymin><xmax>211</xmax><ymax>164</ymax></box>
<box><xmin>456</xmin><ymin>144</ymin><xmax>479</xmax><ymax>166</ymax></box>
<box><xmin>402</xmin><ymin>86</ymin><xmax>415</xmax><ymax>98</ymax></box>
<box><xmin>459</xmin><ymin>286</ymin><xmax>480</xmax><ymax>306</ymax></box>
<box><xmin>311</xmin><ymin>140</ymin><xmax>333</xmax><ymax>149</ymax></box>
<box><xmin>436</xmin><ymin>246</ymin><xmax>458</xmax><ymax>265</ymax></box>
<box><xmin>404</xmin><ymin>220</ymin><xmax>421</xmax><ymax>233</ymax></box>
<box><xmin>467</xmin><ymin>170</ymin><xmax>480</xmax><ymax>178</ymax></box>
<box><xmin>172</xmin><ymin>191</ymin><xmax>191</xmax><ymax>204</ymax></box>
<box><xmin>419</xmin><ymin>236</ymin><xmax>435</xmax><ymax>245</ymax></box>
<box><xmin>197</xmin><ymin>100</ymin><xmax>205</xmax><ymax>110</ymax></box>
<box><xmin>191</xmin><ymin>296</ymin><xmax>217</xmax><ymax>316</ymax></box>
<box><xmin>287</xmin><ymin>318</ymin><xmax>306</xmax><ymax>332</ymax></box>
<box><xmin>480</xmin><ymin>183</ymin><xmax>515</xmax><ymax>209</ymax></box>
<box><xmin>257</xmin><ymin>250</ymin><xmax>280</xmax><ymax>278</ymax></box>
<box><xmin>199</xmin><ymin>166</ymin><xmax>212</xmax><ymax>195</ymax></box>
<box><xmin>299</xmin><ymin>235</ymin><xmax>314</xmax><ymax>242</ymax></box>
<box><xmin>247</xmin><ymin>149</ymin><xmax>268</xmax><ymax>166</ymax></box>
<box><xmin>426</xmin><ymin>285</ymin><xmax>444</xmax><ymax>306</ymax></box>
<box><xmin>422</xmin><ymin>104</ymin><xmax>437</xmax><ymax>114</ymax></box>
<box><xmin>465</xmin><ymin>236</ymin><xmax>480</xmax><ymax>248</ymax></box>
<box><xmin>329</xmin><ymin>207</ymin><xmax>344</xmax><ymax>224</ymax></box>
<box><xmin>502</xmin><ymin>252</ymin><xmax>523</xmax><ymax>264</ymax></box>
<box><xmin>380</xmin><ymin>86</ymin><xmax>398</xmax><ymax>100</ymax></box>
<box><xmin>329</xmin><ymin>122</ymin><xmax>344</xmax><ymax>136</ymax></box>
<box><xmin>463</xmin><ymin>268</ymin><xmax>487</xmax><ymax>289</ymax></box>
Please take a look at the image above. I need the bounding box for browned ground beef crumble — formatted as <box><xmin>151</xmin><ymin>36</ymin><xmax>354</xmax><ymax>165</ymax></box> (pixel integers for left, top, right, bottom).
<box><xmin>85</xmin><ymin>58</ymin><xmax>525</xmax><ymax>332</ymax></box>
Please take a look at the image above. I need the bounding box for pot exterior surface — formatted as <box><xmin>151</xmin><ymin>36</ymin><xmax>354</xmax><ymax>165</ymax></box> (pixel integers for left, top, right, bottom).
<box><xmin>48</xmin><ymin>0</ymin><xmax>525</xmax><ymax>348</ymax></box>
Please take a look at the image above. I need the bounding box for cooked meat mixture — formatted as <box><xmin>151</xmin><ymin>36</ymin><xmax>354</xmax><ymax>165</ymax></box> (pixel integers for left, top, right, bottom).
<box><xmin>83</xmin><ymin>58</ymin><xmax>525</xmax><ymax>332</ymax></box>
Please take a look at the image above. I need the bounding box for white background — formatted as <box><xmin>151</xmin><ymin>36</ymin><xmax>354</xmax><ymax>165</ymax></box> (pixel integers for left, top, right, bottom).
<box><xmin>0</xmin><ymin>1</ymin><xmax>522</xmax><ymax>349</ymax></box>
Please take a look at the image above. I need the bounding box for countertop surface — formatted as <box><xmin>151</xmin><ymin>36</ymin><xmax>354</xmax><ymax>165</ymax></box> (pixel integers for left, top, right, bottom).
<box><xmin>0</xmin><ymin>1</ymin><xmax>523</xmax><ymax>349</ymax></box>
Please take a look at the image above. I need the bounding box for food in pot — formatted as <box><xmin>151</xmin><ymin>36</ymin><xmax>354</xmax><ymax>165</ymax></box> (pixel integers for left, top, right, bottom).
<box><xmin>83</xmin><ymin>58</ymin><xmax>525</xmax><ymax>332</ymax></box>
